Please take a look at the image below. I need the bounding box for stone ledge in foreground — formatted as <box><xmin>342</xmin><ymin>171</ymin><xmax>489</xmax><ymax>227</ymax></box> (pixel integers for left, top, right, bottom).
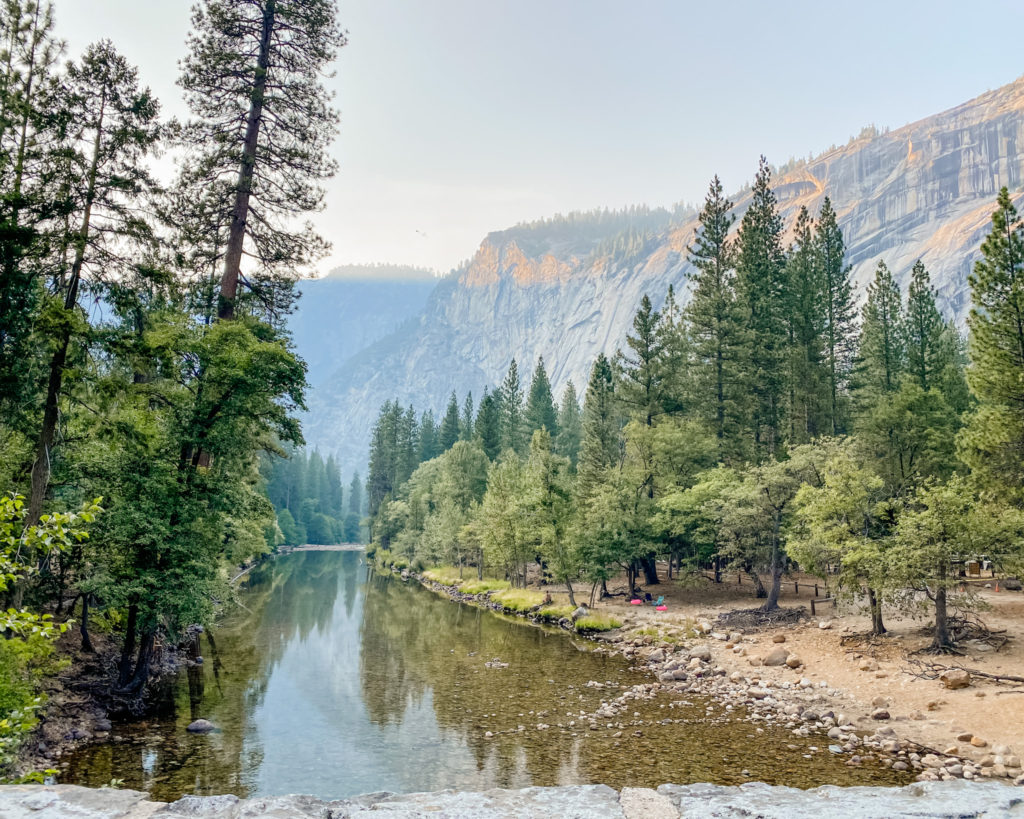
<box><xmin>0</xmin><ymin>780</ymin><xmax>1020</xmax><ymax>818</ymax></box>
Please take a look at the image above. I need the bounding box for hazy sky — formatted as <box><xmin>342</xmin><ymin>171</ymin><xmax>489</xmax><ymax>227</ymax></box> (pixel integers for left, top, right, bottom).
<box><xmin>54</xmin><ymin>1</ymin><xmax>1024</xmax><ymax>276</ymax></box>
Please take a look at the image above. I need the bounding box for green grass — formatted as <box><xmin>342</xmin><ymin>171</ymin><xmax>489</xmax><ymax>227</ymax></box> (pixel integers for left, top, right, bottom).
<box><xmin>422</xmin><ymin>568</ymin><xmax>510</xmax><ymax>595</ymax></box>
<box><xmin>460</xmin><ymin>578</ymin><xmax>511</xmax><ymax>594</ymax></box>
<box><xmin>538</xmin><ymin>604</ymin><xmax>576</xmax><ymax>619</ymax></box>
<box><xmin>491</xmin><ymin>588</ymin><xmax>549</xmax><ymax>612</ymax></box>
<box><xmin>574</xmin><ymin>614</ymin><xmax>623</xmax><ymax>632</ymax></box>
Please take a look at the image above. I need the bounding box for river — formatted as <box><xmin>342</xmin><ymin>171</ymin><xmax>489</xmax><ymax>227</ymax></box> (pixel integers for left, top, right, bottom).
<box><xmin>64</xmin><ymin>550</ymin><xmax>908</xmax><ymax>800</ymax></box>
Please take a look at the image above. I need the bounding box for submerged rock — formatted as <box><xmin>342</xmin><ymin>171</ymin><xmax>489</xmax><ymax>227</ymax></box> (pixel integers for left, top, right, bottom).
<box><xmin>186</xmin><ymin>719</ymin><xmax>216</xmax><ymax>733</ymax></box>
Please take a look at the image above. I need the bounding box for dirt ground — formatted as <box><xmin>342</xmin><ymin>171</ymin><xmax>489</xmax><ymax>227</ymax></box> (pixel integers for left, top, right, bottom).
<box><xmin>575</xmin><ymin>564</ymin><xmax>1024</xmax><ymax>763</ymax></box>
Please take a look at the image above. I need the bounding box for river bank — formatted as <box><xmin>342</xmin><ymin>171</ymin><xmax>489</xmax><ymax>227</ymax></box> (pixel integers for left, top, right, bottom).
<box><xmin>388</xmin><ymin>560</ymin><xmax>1024</xmax><ymax>788</ymax></box>
<box><xmin>1</xmin><ymin>780</ymin><xmax>1021</xmax><ymax>818</ymax></box>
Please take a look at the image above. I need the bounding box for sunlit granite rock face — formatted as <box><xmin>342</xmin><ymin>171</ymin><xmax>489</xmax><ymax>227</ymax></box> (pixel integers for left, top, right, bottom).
<box><xmin>303</xmin><ymin>77</ymin><xmax>1024</xmax><ymax>475</ymax></box>
<box><xmin>1</xmin><ymin>781</ymin><xmax>1021</xmax><ymax>818</ymax></box>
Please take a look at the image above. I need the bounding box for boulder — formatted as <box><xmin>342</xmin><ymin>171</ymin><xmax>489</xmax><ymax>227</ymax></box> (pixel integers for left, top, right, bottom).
<box><xmin>186</xmin><ymin>719</ymin><xmax>215</xmax><ymax>734</ymax></box>
<box><xmin>688</xmin><ymin>645</ymin><xmax>712</xmax><ymax>662</ymax></box>
<box><xmin>785</xmin><ymin>655</ymin><xmax>802</xmax><ymax>669</ymax></box>
<box><xmin>939</xmin><ymin>669</ymin><xmax>971</xmax><ymax>690</ymax></box>
<box><xmin>763</xmin><ymin>647</ymin><xmax>790</xmax><ymax>666</ymax></box>
<box><xmin>871</xmin><ymin>709</ymin><xmax>891</xmax><ymax>720</ymax></box>
<box><xmin>570</xmin><ymin>606</ymin><xmax>589</xmax><ymax>622</ymax></box>
<box><xmin>1002</xmin><ymin>578</ymin><xmax>1022</xmax><ymax>591</ymax></box>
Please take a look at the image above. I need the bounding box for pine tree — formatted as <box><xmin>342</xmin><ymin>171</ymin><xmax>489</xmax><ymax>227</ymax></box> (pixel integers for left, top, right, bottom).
<box><xmin>439</xmin><ymin>391</ymin><xmax>461</xmax><ymax>451</ymax></box>
<box><xmin>735</xmin><ymin>157</ymin><xmax>787</xmax><ymax>459</ymax></box>
<box><xmin>618</xmin><ymin>294</ymin><xmax>665</xmax><ymax>426</ymax></box>
<box><xmin>814</xmin><ymin>197</ymin><xmax>856</xmax><ymax>434</ymax></box>
<box><xmin>27</xmin><ymin>41</ymin><xmax>161</xmax><ymax>523</ymax></box>
<box><xmin>960</xmin><ymin>187</ymin><xmax>1024</xmax><ymax>492</ymax></box>
<box><xmin>784</xmin><ymin>206</ymin><xmax>826</xmax><ymax>443</ymax></box>
<box><xmin>851</xmin><ymin>261</ymin><xmax>905</xmax><ymax>409</ymax></box>
<box><xmin>525</xmin><ymin>356</ymin><xmax>558</xmax><ymax>440</ymax></box>
<box><xmin>460</xmin><ymin>392</ymin><xmax>474</xmax><ymax>441</ymax></box>
<box><xmin>178</xmin><ymin>0</ymin><xmax>345</xmax><ymax>320</ymax></box>
<box><xmin>577</xmin><ymin>354</ymin><xmax>620</xmax><ymax>497</ymax></box>
<box><xmin>475</xmin><ymin>388</ymin><xmax>501</xmax><ymax>460</ymax></box>
<box><xmin>0</xmin><ymin>0</ymin><xmax>62</xmax><ymax>418</ymax></box>
<box><xmin>555</xmin><ymin>381</ymin><xmax>583</xmax><ymax>467</ymax></box>
<box><xmin>498</xmin><ymin>359</ymin><xmax>525</xmax><ymax>454</ymax></box>
<box><xmin>416</xmin><ymin>408</ymin><xmax>438</xmax><ymax>464</ymax></box>
<box><xmin>905</xmin><ymin>260</ymin><xmax>948</xmax><ymax>392</ymax></box>
<box><xmin>685</xmin><ymin>175</ymin><xmax>747</xmax><ymax>462</ymax></box>
<box><xmin>325</xmin><ymin>453</ymin><xmax>343</xmax><ymax>517</ymax></box>
<box><xmin>658</xmin><ymin>284</ymin><xmax>690</xmax><ymax>416</ymax></box>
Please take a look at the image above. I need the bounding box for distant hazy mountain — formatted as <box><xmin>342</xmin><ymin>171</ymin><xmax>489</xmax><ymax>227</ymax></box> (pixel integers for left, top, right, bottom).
<box><xmin>299</xmin><ymin>77</ymin><xmax>1024</xmax><ymax>477</ymax></box>
<box><xmin>290</xmin><ymin>265</ymin><xmax>437</xmax><ymax>393</ymax></box>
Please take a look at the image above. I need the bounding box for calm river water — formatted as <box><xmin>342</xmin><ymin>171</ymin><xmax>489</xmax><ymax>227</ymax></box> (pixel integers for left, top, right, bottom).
<box><xmin>64</xmin><ymin>550</ymin><xmax>908</xmax><ymax>800</ymax></box>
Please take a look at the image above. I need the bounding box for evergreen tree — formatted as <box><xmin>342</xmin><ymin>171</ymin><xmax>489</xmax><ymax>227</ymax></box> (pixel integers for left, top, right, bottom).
<box><xmin>524</xmin><ymin>356</ymin><xmax>558</xmax><ymax>440</ymax></box>
<box><xmin>658</xmin><ymin>284</ymin><xmax>690</xmax><ymax>416</ymax></box>
<box><xmin>905</xmin><ymin>260</ymin><xmax>946</xmax><ymax>391</ymax></box>
<box><xmin>784</xmin><ymin>206</ymin><xmax>826</xmax><ymax>443</ymax></box>
<box><xmin>851</xmin><ymin>261</ymin><xmax>905</xmax><ymax>409</ymax></box>
<box><xmin>0</xmin><ymin>0</ymin><xmax>61</xmax><ymax>419</ymax></box>
<box><xmin>735</xmin><ymin>157</ymin><xmax>787</xmax><ymax>459</ymax></box>
<box><xmin>555</xmin><ymin>381</ymin><xmax>583</xmax><ymax>467</ymax></box>
<box><xmin>814</xmin><ymin>197</ymin><xmax>856</xmax><ymax>434</ymax></box>
<box><xmin>475</xmin><ymin>388</ymin><xmax>501</xmax><ymax>460</ymax></box>
<box><xmin>439</xmin><ymin>391</ymin><xmax>461</xmax><ymax>451</ymax></box>
<box><xmin>685</xmin><ymin>175</ymin><xmax>747</xmax><ymax>462</ymax></box>
<box><xmin>460</xmin><ymin>391</ymin><xmax>474</xmax><ymax>441</ymax></box>
<box><xmin>960</xmin><ymin>187</ymin><xmax>1024</xmax><ymax>493</ymax></box>
<box><xmin>416</xmin><ymin>408</ymin><xmax>438</xmax><ymax>464</ymax></box>
<box><xmin>577</xmin><ymin>354</ymin><xmax>620</xmax><ymax>497</ymax></box>
<box><xmin>325</xmin><ymin>453</ymin><xmax>343</xmax><ymax>517</ymax></box>
<box><xmin>28</xmin><ymin>41</ymin><xmax>161</xmax><ymax>523</ymax></box>
<box><xmin>618</xmin><ymin>294</ymin><xmax>665</xmax><ymax>426</ymax></box>
<box><xmin>498</xmin><ymin>359</ymin><xmax>525</xmax><ymax>454</ymax></box>
<box><xmin>178</xmin><ymin>0</ymin><xmax>345</xmax><ymax>319</ymax></box>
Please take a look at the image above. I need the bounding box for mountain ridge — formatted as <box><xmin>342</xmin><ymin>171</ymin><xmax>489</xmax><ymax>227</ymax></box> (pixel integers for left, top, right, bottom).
<box><xmin>298</xmin><ymin>76</ymin><xmax>1024</xmax><ymax>476</ymax></box>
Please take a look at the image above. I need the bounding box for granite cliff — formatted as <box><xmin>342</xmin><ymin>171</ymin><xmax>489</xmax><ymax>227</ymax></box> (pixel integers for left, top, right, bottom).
<box><xmin>300</xmin><ymin>76</ymin><xmax>1024</xmax><ymax>476</ymax></box>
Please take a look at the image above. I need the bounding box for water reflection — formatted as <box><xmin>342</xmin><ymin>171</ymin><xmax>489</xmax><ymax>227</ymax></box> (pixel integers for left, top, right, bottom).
<box><xmin>64</xmin><ymin>551</ymin><xmax>909</xmax><ymax>800</ymax></box>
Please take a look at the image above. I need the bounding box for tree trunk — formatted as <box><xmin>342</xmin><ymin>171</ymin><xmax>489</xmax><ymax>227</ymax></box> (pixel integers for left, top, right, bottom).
<box><xmin>749</xmin><ymin>570</ymin><xmax>767</xmax><ymax>599</ymax></box>
<box><xmin>713</xmin><ymin>556</ymin><xmax>721</xmax><ymax>584</ymax></box>
<box><xmin>932</xmin><ymin>585</ymin><xmax>951</xmax><ymax>650</ymax></box>
<box><xmin>565</xmin><ymin>579</ymin><xmax>576</xmax><ymax>608</ymax></box>
<box><xmin>121</xmin><ymin>629</ymin><xmax>155</xmax><ymax>695</ymax></box>
<box><xmin>117</xmin><ymin>604</ymin><xmax>138</xmax><ymax>687</ymax></box>
<box><xmin>218</xmin><ymin>0</ymin><xmax>276</xmax><ymax>321</ymax></box>
<box><xmin>80</xmin><ymin>593</ymin><xmax>95</xmax><ymax>653</ymax></box>
<box><xmin>867</xmin><ymin>586</ymin><xmax>886</xmax><ymax>636</ymax></box>
<box><xmin>588</xmin><ymin>581</ymin><xmax>598</xmax><ymax>608</ymax></box>
<box><xmin>641</xmin><ymin>554</ymin><xmax>659</xmax><ymax>585</ymax></box>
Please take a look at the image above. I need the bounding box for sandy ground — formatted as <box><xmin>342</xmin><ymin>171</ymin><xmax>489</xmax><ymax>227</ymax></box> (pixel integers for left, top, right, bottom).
<box><xmin>577</xmin><ymin>566</ymin><xmax>1024</xmax><ymax>764</ymax></box>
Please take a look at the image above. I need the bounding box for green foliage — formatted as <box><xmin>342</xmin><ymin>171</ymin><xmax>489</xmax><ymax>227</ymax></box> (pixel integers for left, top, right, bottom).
<box><xmin>574</xmin><ymin>614</ymin><xmax>622</xmax><ymax>632</ymax></box>
<box><xmin>525</xmin><ymin>357</ymin><xmax>558</xmax><ymax>441</ymax></box>
<box><xmin>960</xmin><ymin>188</ymin><xmax>1024</xmax><ymax>496</ymax></box>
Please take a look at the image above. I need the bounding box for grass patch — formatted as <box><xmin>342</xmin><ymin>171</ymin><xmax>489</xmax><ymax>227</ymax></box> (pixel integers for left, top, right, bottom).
<box><xmin>574</xmin><ymin>614</ymin><xmax>623</xmax><ymax>632</ymax></box>
<box><xmin>423</xmin><ymin>568</ymin><xmax>510</xmax><ymax>595</ymax></box>
<box><xmin>538</xmin><ymin>604</ymin><xmax>576</xmax><ymax>619</ymax></box>
<box><xmin>461</xmin><ymin>578</ymin><xmax>511</xmax><ymax>595</ymax></box>
<box><xmin>633</xmin><ymin>626</ymin><xmax>660</xmax><ymax>638</ymax></box>
<box><xmin>491</xmin><ymin>588</ymin><xmax>549</xmax><ymax>612</ymax></box>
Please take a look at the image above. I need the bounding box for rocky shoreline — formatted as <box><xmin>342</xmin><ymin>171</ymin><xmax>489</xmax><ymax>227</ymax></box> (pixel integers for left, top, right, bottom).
<box><xmin>1</xmin><ymin>780</ymin><xmax>1021</xmax><ymax>818</ymax></box>
<box><xmin>395</xmin><ymin>566</ymin><xmax>1024</xmax><ymax>789</ymax></box>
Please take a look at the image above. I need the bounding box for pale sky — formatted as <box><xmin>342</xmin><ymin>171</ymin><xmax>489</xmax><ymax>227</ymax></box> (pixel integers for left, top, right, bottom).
<box><xmin>54</xmin><ymin>1</ymin><xmax>1024</xmax><ymax>276</ymax></box>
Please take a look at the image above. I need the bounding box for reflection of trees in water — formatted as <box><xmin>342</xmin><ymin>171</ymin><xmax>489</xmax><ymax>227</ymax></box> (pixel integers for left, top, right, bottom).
<box><xmin>358</xmin><ymin>570</ymin><xmax>631</xmax><ymax>788</ymax></box>
<box><xmin>67</xmin><ymin>551</ymin><xmax>349</xmax><ymax>800</ymax></box>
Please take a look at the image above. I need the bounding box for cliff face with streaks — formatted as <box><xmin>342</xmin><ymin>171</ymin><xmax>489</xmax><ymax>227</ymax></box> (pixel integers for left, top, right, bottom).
<box><xmin>299</xmin><ymin>77</ymin><xmax>1024</xmax><ymax>476</ymax></box>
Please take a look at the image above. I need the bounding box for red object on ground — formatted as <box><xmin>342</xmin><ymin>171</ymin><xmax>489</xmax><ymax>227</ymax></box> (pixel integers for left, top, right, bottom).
<box><xmin>630</xmin><ymin>599</ymin><xmax>643</xmax><ymax>605</ymax></box>
<box><xmin>656</xmin><ymin>605</ymin><xmax>667</xmax><ymax>611</ymax></box>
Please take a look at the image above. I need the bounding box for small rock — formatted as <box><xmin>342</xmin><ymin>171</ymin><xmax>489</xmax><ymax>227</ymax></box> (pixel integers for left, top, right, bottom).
<box><xmin>872</xmin><ymin>696</ymin><xmax>888</xmax><ymax>708</ymax></box>
<box><xmin>939</xmin><ymin>669</ymin><xmax>971</xmax><ymax>690</ymax></box>
<box><xmin>772</xmin><ymin>634</ymin><xmax>787</xmax><ymax>643</ymax></box>
<box><xmin>871</xmin><ymin>709</ymin><xmax>890</xmax><ymax>720</ymax></box>
<box><xmin>819</xmin><ymin>620</ymin><xmax>833</xmax><ymax>630</ymax></box>
<box><xmin>94</xmin><ymin>718</ymin><xmax>112</xmax><ymax>732</ymax></box>
<box><xmin>785</xmin><ymin>654</ymin><xmax>802</xmax><ymax>669</ymax></box>
<box><xmin>944</xmin><ymin>746</ymin><xmax>959</xmax><ymax>755</ymax></box>
<box><xmin>689</xmin><ymin>645</ymin><xmax>712</xmax><ymax>662</ymax></box>
<box><xmin>187</xmin><ymin>719</ymin><xmax>216</xmax><ymax>734</ymax></box>
<box><xmin>893</xmin><ymin>761</ymin><xmax>909</xmax><ymax>771</ymax></box>
<box><xmin>957</xmin><ymin>732</ymin><xmax>974</xmax><ymax>742</ymax></box>
<box><xmin>748</xmin><ymin>688</ymin><xmax>769</xmax><ymax>700</ymax></box>
<box><xmin>971</xmin><ymin>736</ymin><xmax>988</xmax><ymax>748</ymax></box>
<box><xmin>1003</xmin><ymin>578</ymin><xmax>1022</xmax><ymax>591</ymax></box>
<box><xmin>763</xmin><ymin>647</ymin><xmax>790</xmax><ymax>667</ymax></box>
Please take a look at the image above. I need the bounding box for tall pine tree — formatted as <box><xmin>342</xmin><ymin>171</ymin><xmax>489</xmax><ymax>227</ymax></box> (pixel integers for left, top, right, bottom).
<box><xmin>555</xmin><ymin>381</ymin><xmax>583</xmax><ymax>467</ymax></box>
<box><xmin>685</xmin><ymin>175</ymin><xmax>747</xmax><ymax>462</ymax></box>
<box><xmin>499</xmin><ymin>359</ymin><xmax>526</xmax><ymax>454</ymax></box>
<box><xmin>735</xmin><ymin>157</ymin><xmax>787</xmax><ymax>459</ymax></box>
<box><xmin>439</xmin><ymin>391</ymin><xmax>461</xmax><ymax>451</ymax></box>
<box><xmin>525</xmin><ymin>356</ymin><xmax>558</xmax><ymax>440</ymax></box>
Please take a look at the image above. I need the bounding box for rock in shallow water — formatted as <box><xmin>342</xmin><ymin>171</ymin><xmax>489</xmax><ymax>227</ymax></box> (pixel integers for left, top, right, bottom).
<box><xmin>186</xmin><ymin>719</ymin><xmax>216</xmax><ymax>733</ymax></box>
